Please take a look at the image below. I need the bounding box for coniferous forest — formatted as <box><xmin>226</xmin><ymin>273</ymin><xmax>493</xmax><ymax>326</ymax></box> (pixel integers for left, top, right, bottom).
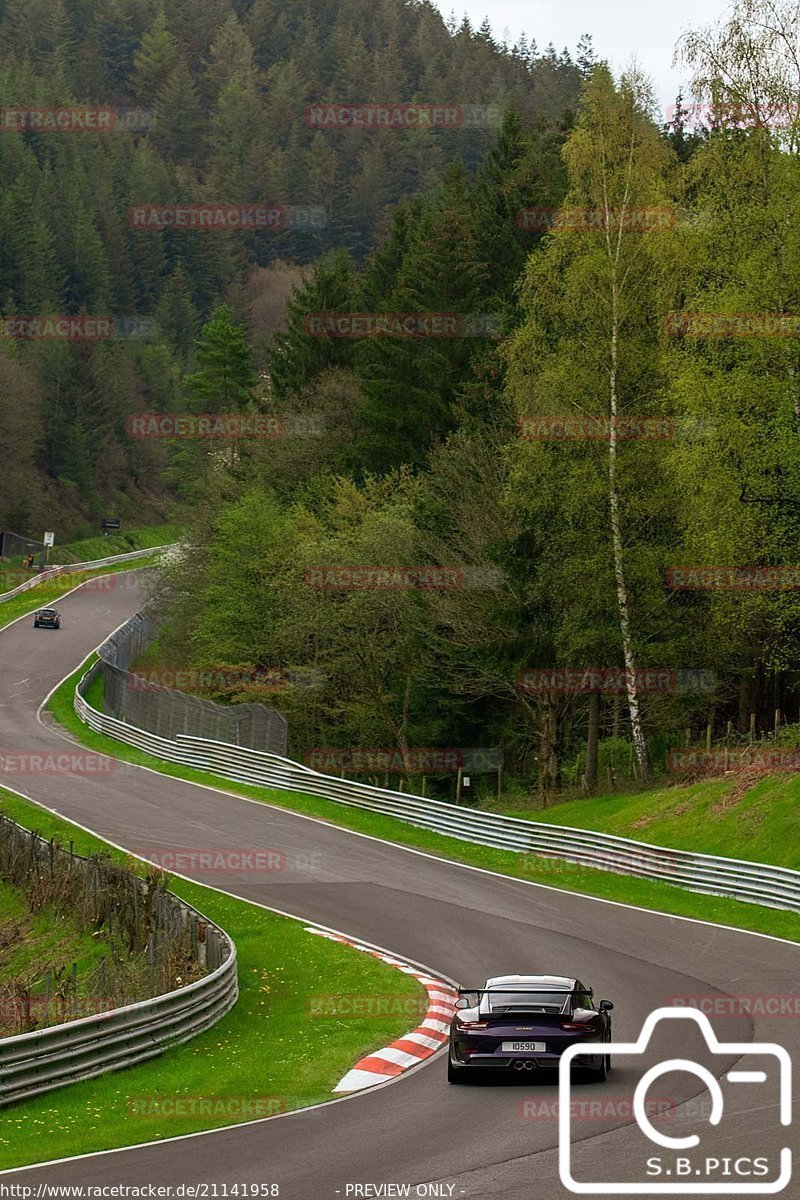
<box><xmin>5</xmin><ymin>0</ymin><xmax>800</xmax><ymax>799</ymax></box>
<box><xmin>0</xmin><ymin>0</ymin><xmax>584</xmax><ymax>531</ymax></box>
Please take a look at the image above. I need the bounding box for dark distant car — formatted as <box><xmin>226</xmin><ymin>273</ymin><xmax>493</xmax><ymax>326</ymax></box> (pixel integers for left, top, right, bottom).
<box><xmin>33</xmin><ymin>608</ymin><xmax>61</xmax><ymax>629</ymax></box>
<box><xmin>447</xmin><ymin>973</ymin><xmax>613</xmax><ymax>1084</ymax></box>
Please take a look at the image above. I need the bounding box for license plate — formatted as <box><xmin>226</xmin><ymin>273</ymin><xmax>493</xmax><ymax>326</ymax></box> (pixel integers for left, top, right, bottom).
<box><xmin>501</xmin><ymin>1040</ymin><xmax>546</xmax><ymax>1052</ymax></box>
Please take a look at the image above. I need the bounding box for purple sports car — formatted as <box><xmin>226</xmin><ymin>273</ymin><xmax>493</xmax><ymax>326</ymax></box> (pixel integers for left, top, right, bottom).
<box><xmin>447</xmin><ymin>973</ymin><xmax>614</xmax><ymax>1083</ymax></box>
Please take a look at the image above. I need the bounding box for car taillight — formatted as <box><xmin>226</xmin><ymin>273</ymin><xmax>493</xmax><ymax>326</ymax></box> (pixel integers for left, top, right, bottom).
<box><xmin>560</xmin><ymin>1021</ymin><xmax>596</xmax><ymax>1031</ymax></box>
<box><xmin>457</xmin><ymin>1020</ymin><xmax>489</xmax><ymax>1029</ymax></box>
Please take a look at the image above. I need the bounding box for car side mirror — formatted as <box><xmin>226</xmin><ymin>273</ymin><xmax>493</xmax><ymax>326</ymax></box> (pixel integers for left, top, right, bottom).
<box><xmin>455</xmin><ymin>997</ymin><xmax>469</xmax><ymax>1010</ymax></box>
<box><xmin>599</xmin><ymin>999</ymin><xmax>614</xmax><ymax>1012</ymax></box>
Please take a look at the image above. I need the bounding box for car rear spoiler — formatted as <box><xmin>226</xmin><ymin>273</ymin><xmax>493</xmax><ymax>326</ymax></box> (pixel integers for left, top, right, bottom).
<box><xmin>457</xmin><ymin>987</ymin><xmax>582</xmax><ymax>1014</ymax></box>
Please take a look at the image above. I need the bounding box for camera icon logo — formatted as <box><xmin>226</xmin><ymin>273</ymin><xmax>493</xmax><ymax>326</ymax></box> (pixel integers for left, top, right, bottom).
<box><xmin>558</xmin><ymin>1007</ymin><xmax>792</xmax><ymax>1194</ymax></box>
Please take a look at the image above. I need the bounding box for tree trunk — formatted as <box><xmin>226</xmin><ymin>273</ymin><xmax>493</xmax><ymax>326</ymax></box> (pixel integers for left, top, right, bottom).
<box><xmin>608</xmin><ymin>264</ymin><xmax>650</xmax><ymax>780</ymax></box>
<box><xmin>737</xmin><ymin>670</ymin><xmax>753</xmax><ymax>734</ymax></box>
<box><xmin>538</xmin><ymin>694</ymin><xmax>559</xmax><ymax>807</ymax></box>
<box><xmin>583</xmin><ymin>692</ymin><xmax>600</xmax><ymax>794</ymax></box>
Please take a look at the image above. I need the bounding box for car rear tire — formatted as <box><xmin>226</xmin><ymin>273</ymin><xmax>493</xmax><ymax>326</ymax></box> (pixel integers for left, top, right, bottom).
<box><xmin>447</xmin><ymin>1058</ymin><xmax>468</xmax><ymax>1084</ymax></box>
<box><xmin>586</xmin><ymin>1042</ymin><xmax>610</xmax><ymax>1082</ymax></box>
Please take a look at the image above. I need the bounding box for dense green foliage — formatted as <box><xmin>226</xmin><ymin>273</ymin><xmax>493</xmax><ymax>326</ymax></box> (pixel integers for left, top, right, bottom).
<box><xmin>151</xmin><ymin>32</ymin><xmax>800</xmax><ymax>803</ymax></box>
<box><xmin>8</xmin><ymin>0</ymin><xmax>800</xmax><ymax>805</ymax></box>
<box><xmin>0</xmin><ymin>0</ymin><xmax>586</xmax><ymax>535</ymax></box>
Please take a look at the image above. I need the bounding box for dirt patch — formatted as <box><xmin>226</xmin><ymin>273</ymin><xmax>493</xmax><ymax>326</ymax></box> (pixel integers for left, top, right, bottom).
<box><xmin>630</xmin><ymin>798</ymin><xmax>694</xmax><ymax>831</ymax></box>
<box><xmin>0</xmin><ymin>917</ymin><xmax>29</xmax><ymax>959</ymax></box>
<box><xmin>708</xmin><ymin>762</ymin><xmax>776</xmax><ymax>814</ymax></box>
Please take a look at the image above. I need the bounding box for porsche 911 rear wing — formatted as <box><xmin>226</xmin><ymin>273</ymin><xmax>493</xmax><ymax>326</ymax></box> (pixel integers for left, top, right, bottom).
<box><xmin>457</xmin><ymin>987</ymin><xmax>579</xmax><ymax>1015</ymax></box>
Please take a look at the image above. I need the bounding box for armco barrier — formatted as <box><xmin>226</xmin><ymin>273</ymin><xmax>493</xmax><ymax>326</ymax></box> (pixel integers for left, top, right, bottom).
<box><xmin>74</xmin><ymin>653</ymin><xmax>800</xmax><ymax>918</ymax></box>
<box><xmin>0</xmin><ymin>544</ymin><xmax>175</xmax><ymax>604</ymax></box>
<box><xmin>0</xmin><ymin>816</ymin><xmax>237</xmax><ymax>1106</ymax></box>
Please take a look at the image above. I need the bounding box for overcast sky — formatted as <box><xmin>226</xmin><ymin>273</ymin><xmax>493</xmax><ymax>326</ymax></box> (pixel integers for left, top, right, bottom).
<box><xmin>432</xmin><ymin>0</ymin><xmax>733</xmax><ymax>119</ymax></box>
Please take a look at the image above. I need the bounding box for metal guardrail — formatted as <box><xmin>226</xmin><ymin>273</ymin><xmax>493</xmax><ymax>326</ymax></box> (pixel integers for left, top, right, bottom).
<box><xmin>74</xmin><ymin>649</ymin><xmax>800</xmax><ymax>918</ymax></box>
<box><xmin>0</xmin><ymin>816</ymin><xmax>238</xmax><ymax>1106</ymax></box>
<box><xmin>0</xmin><ymin>545</ymin><xmax>175</xmax><ymax>604</ymax></box>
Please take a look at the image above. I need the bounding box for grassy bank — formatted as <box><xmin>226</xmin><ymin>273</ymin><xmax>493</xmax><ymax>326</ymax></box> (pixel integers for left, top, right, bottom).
<box><xmin>0</xmin><ymin>879</ymin><xmax>105</xmax><ymax>1025</ymax></box>
<box><xmin>48</xmin><ymin>657</ymin><xmax>800</xmax><ymax>945</ymax></box>
<box><xmin>50</xmin><ymin>523</ymin><xmax>182</xmax><ymax>564</ymax></box>
<box><xmin>508</xmin><ymin>775</ymin><xmax>800</xmax><ymax>871</ymax></box>
<box><xmin>0</xmin><ymin>788</ymin><xmax>425</xmax><ymax>1169</ymax></box>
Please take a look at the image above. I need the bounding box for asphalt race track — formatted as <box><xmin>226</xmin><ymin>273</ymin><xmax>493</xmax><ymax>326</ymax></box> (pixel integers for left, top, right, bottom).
<box><xmin>0</xmin><ymin>573</ymin><xmax>797</xmax><ymax>1198</ymax></box>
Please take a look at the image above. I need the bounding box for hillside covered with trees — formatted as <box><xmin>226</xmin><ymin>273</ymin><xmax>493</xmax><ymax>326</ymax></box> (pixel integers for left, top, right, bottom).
<box><xmin>8</xmin><ymin>0</ymin><xmax>800</xmax><ymax>803</ymax></box>
<box><xmin>0</xmin><ymin>0</ymin><xmax>587</xmax><ymax>535</ymax></box>
<box><xmin>138</xmin><ymin>0</ymin><xmax>800</xmax><ymax>800</ymax></box>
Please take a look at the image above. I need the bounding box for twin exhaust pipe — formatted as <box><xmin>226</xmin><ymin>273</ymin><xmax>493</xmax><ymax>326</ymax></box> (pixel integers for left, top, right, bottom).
<box><xmin>513</xmin><ymin>1060</ymin><xmax>536</xmax><ymax>1071</ymax></box>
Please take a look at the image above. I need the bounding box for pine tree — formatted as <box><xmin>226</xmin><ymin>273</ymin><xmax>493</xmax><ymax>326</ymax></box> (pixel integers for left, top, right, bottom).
<box><xmin>132</xmin><ymin>9</ymin><xmax>180</xmax><ymax>102</ymax></box>
<box><xmin>205</xmin><ymin>14</ymin><xmax>259</xmax><ymax>100</ymax></box>
<box><xmin>269</xmin><ymin>250</ymin><xmax>358</xmax><ymax>398</ymax></box>
<box><xmin>355</xmin><ymin>160</ymin><xmax>489</xmax><ymax>469</ymax></box>
<box><xmin>155</xmin><ymin>263</ymin><xmax>198</xmax><ymax>361</ymax></box>
<box><xmin>185</xmin><ymin>304</ymin><xmax>257</xmax><ymax>413</ymax></box>
<box><xmin>154</xmin><ymin>59</ymin><xmax>204</xmax><ymax>160</ymax></box>
<box><xmin>576</xmin><ymin>33</ymin><xmax>597</xmax><ymax>78</ymax></box>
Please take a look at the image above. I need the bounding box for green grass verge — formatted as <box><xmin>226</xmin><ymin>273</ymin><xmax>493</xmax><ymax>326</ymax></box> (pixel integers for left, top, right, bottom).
<box><xmin>0</xmin><ymin>879</ymin><xmax>103</xmax><ymax>992</ymax></box>
<box><xmin>46</xmin><ymin>658</ymin><xmax>800</xmax><ymax>945</ymax></box>
<box><xmin>0</xmin><ymin>787</ymin><xmax>425</xmax><ymax>1169</ymax></box>
<box><xmin>505</xmin><ymin>777</ymin><xmax>800</xmax><ymax>872</ymax></box>
<box><xmin>50</xmin><ymin>523</ymin><xmax>183</xmax><ymax>565</ymax></box>
<box><xmin>0</xmin><ymin>556</ymin><xmax>165</xmax><ymax>630</ymax></box>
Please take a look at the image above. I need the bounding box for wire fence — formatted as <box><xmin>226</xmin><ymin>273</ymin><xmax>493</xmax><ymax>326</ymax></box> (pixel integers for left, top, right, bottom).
<box><xmin>0</xmin><ymin>813</ymin><xmax>231</xmax><ymax>1039</ymax></box>
<box><xmin>0</xmin><ymin>809</ymin><xmax>237</xmax><ymax>1107</ymax></box>
<box><xmin>98</xmin><ymin>608</ymin><xmax>288</xmax><ymax>755</ymax></box>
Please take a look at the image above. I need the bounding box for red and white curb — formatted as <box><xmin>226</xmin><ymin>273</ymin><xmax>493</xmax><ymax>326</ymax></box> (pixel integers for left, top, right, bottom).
<box><xmin>305</xmin><ymin>927</ymin><xmax>458</xmax><ymax>1092</ymax></box>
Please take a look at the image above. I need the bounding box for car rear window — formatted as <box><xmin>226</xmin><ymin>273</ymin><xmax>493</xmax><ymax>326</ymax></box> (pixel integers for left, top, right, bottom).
<box><xmin>483</xmin><ymin>990</ymin><xmax>571</xmax><ymax>1013</ymax></box>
